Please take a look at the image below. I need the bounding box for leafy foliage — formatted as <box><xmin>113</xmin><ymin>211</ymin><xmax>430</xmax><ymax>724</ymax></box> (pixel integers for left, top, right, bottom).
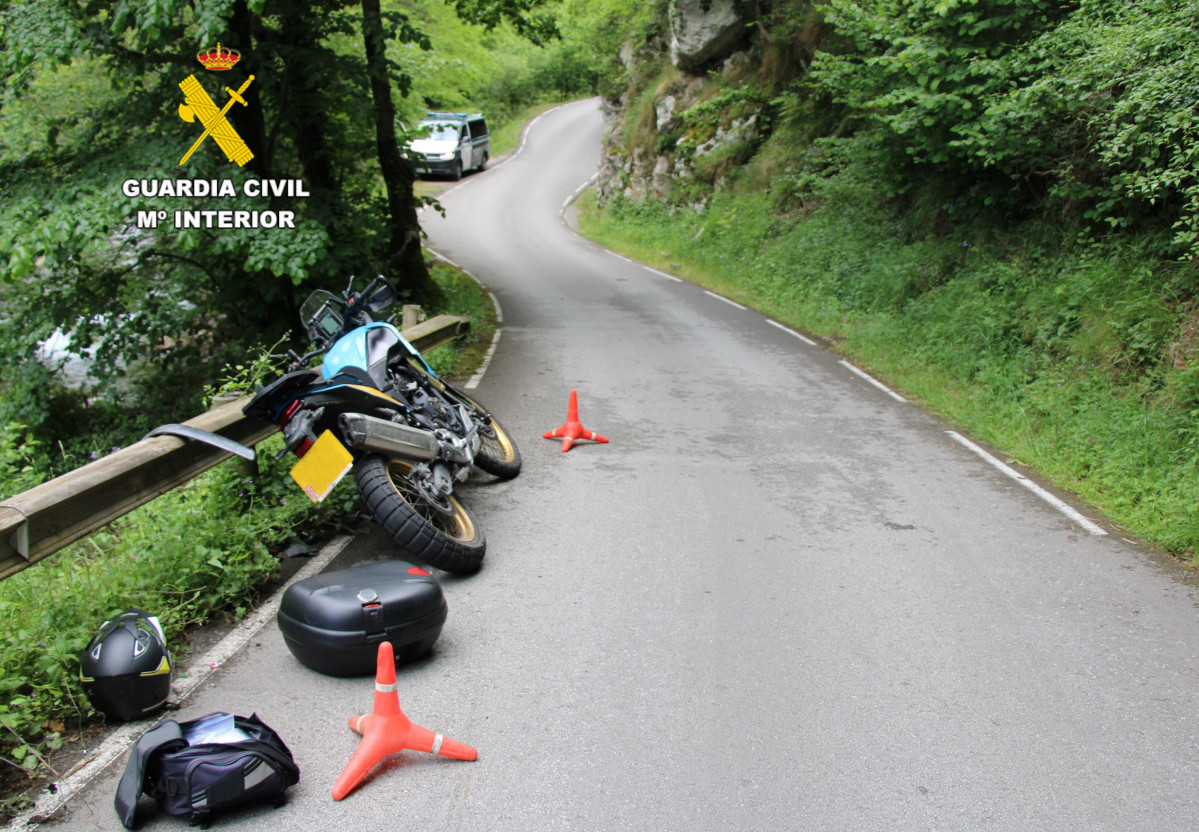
<box><xmin>0</xmin><ymin>0</ymin><xmax>444</xmax><ymax>464</ymax></box>
<box><xmin>808</xmin><ymin>0</ymin><xmax>1199</xmax><ymax>256</ymax></box>
<box><xmin>448</xmin><ymin>0</ymin><xmax>560</xmax><ymax>46</ymax></box>
<box><xmin>0</xmin><ymin>0</ymin><xmax>611</xmax><ymax>484</ymax></box>
<box><xmin>0</xmin><ymin>425</ymin><xmax>43</xmax><ymax>502</ymax></box>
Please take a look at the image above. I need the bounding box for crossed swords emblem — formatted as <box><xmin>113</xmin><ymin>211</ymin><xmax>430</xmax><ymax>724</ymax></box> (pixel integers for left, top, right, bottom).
<box><xmin>177</xmin><ymin>74</ymin><xmax>255</xmax><ymax>166</ymax></box>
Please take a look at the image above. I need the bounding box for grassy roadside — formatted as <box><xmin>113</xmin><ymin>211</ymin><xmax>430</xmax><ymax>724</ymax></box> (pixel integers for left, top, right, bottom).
<box><xmin>489</xmin><ymin>101</ymin><xmax>565</xmax><ymax>159</ymax></box>
<box><xmin>576</xmin><ymin>187</ymin><xmax>1199</xmax><ymax>562</ymax></box>
<box><xmin>421</xmin><ymin>255</ymin><xmax>500</xmax><ymax>381</ymax></box>
<box><xmin>0</xmin><ymin>255</ymin><xmax>496</xmax><ymax>817</ymax></box>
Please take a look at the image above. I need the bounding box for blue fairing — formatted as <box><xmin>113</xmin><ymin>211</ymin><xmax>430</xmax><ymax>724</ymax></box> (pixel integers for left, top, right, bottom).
<box><xmin>321</xmin><ymin>322</ymin><xmax>436</xmax><ymax>379</ymax></box>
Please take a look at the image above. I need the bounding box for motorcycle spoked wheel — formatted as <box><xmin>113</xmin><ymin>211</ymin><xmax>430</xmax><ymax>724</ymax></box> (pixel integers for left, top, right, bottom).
<box><xmin>471</xmin><ymin>412</ymin><xmax>521</xmax><ymax>479</ymax></box>
<box><xmin>440</xmin><ymin>385</ymin><xmax>522</xmax><ymax>480</ymax></box>
<box><xmin>355</xmin><ymin>455</ymin><xmax>486</xmax><ymax>574</ymax></box>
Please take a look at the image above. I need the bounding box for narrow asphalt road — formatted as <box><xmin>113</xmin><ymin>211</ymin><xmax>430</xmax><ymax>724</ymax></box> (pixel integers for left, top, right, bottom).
<box><xmin>41</xmin><ymin>97</ymin><xmax>1199</xmax><ymax>831</ymax></box>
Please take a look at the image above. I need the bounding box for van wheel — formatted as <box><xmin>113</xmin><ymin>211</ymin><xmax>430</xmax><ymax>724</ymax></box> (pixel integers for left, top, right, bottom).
<box><xmin>478</xmin><ymin>153</ymin><xmax>488</xmax><ymax>172</ymax></box>
<box><xmin>450</xmin><ymin>161</ymin><xmax>462</xmax><ymax>181</ymax></box>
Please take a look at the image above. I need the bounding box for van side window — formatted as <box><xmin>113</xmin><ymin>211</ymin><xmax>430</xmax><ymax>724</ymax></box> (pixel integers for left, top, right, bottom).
<box><xmin>469</xmin><ymin>119</ymin><xmax>488</xmax><ymax>139</ymax></box>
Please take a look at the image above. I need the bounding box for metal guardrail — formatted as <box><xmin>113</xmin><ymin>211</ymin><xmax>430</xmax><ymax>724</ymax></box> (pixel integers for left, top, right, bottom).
<box><xmin>0</xmin><ymin>314</ymin><xmax>470</xmax><ymax>581</ymax></box>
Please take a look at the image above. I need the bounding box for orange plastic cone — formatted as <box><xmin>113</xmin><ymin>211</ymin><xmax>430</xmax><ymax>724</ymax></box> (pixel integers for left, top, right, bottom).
<box><xmin>331</xmin><ymin>641</ymin><xmax>477</xmax><ymax>801</ymax></box>
<box><xmin>542</xmin><ymin>389</ymin><xmax>609</xmax><ymax>452</ymax></box>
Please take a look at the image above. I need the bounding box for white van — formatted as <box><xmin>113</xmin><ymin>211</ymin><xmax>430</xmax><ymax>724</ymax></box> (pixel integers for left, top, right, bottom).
<box><xmin>406</xmin><ymin>112</ymin><xmax>490</xmax><ymax>180</ymax></box>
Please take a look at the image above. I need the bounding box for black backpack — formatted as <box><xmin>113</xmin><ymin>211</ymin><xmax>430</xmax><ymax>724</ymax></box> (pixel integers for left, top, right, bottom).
<box><xmin>115</xmin><ymin>712</ymin><xmax>300</xmax><ymax>828</ymax></box>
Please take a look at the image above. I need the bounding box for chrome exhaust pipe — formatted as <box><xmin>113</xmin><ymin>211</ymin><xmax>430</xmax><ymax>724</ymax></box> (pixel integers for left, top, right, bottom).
<box><xmin>338</xmin><ymin>413</ymin><xmax>439</xmax><ymax>460</ymax></box>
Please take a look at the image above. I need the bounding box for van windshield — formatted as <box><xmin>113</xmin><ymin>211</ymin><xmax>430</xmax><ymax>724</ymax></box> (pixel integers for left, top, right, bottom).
<box><xmin>418</xmin><ymin>121</ymin><xmax>459</xmax><ymax>140</ymax></box>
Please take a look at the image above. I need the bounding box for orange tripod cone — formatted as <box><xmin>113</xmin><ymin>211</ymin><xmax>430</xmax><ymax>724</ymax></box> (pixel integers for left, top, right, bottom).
<box><xmin>542</xmin><ymin>389</ymin><xmax>609</xmax><ymax>452</ymax></box>
<box><xmin>331</xmin><ymin>642</ymin><xmax>477</xmax><ymax>801</ymax></box>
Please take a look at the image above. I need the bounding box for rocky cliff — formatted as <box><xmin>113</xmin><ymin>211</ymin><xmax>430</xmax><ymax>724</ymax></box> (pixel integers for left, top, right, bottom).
<box><xmin>597</xmin><ymin>0</ymin><xmax>764</xmax><ymax>207</ymax></box>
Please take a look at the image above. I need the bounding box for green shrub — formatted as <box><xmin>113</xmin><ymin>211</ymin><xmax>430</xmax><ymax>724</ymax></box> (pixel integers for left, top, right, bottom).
<box><xmin>807</xmin><ymin>0</ymin><xmax>1199</xmax><ymax>258</ymax></box>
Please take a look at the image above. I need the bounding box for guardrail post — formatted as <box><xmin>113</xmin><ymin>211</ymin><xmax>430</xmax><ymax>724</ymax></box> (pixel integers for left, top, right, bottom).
<box><xmin>401</xmin><ymin>304</ymin><xmax>423</xmax><ymax>330</ymax></box>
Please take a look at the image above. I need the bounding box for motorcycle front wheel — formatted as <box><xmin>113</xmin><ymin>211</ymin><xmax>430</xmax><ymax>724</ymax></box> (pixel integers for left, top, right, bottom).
<box><xmin>471</xmin><ymin>412</ymin><xmax>521</xmax><ymax>479</ymax></box>
<box><xmin>440</xmin><ymin>384</ymin><xmax>522</xmax><ymax>479</ymax></box>
<box><xmin>354</xmin><ymin>455</ymin><xmax>486</xmax><ymax>574</ymax></box>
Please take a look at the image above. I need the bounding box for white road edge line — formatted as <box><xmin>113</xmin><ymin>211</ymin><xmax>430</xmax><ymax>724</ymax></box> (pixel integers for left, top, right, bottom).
<box><xmin>465</xmin><ymin>328</ymin><xmax>502</xmax><ymax>390</ymax></box>
<box><xmin>946</xmin><ymin>431</ymin><xmax>1108</xmax><ymax>536</ymax></box>
<box><xmin>427</xmin><ymin>247</ymin><xmax>461</xmax><ymax>271</ymax></box>
<box><xmin>645</xmin><ymin>266</ymin><xmax>682</xmax><ymax>283</ymax></box>
<box><xmin>602</xmin><ymin>250</ymin><xmax>683</xmax><ymax>283</ymax></box>
<box><xmin>519</xmin><ymin>104</ymin><xmax>561</xmax><ymax>156</ymax></box>
<box><xmin>838</xmin><ymin>360</ymin><xmax>907</xmax><ymax>402</ymax></box>
<box><xmin>766</xmin><ymin>319</ymin><xmax>817</xmax><ymax>346</ymax></box>
<box><xmin>417</xmin><ymin>107</ymin><xmax>552</xmax><ymax>391</ymax></box>
<box><xmin>12</xmin><ymin>536</ymin><xmax>355</xmax><ymax>830</ymax></box>
<box><xmin>562</xmin><ymin>172</ymin><xmax>598</xmax><ymax>210</ymax></box>
<box><xmin>704</xmin><ymin>291</ymin><xmax>747</xmax><ymax>310</ymax></box>
<box><xmin>426</xmin><ymin>102</ymin><xmax>564</xmax><ymax>202</ymax></box>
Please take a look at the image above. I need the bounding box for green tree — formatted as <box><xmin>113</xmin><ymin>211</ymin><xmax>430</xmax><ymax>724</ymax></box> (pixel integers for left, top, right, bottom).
<box><xmin>0</xmin><ymin>0</ymin><xmax>556</xmax><ymax>436</ymax></box>
<box><xmin>811</xmin><ymin>0</ymin><xmax>1078</xmax><ymax>168</ymax></box>
<box><xmin>0</xmin><ymin>0</ymin><xmax>437</xmax><ymax>416</ymax></box>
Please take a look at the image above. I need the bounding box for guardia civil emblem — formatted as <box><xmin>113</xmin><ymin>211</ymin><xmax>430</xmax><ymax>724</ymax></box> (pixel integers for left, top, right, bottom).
<box><xmin>177</xmin><ymin>44</ymin><xmax>254</xmax><ymax>166</ymax></box>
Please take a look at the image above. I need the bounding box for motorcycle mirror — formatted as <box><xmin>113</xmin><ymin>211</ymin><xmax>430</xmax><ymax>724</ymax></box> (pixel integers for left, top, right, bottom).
<box><xmin>366</xmin><ymin>277</ymin><xmax>397</xmax><ymax>313</ymax></box>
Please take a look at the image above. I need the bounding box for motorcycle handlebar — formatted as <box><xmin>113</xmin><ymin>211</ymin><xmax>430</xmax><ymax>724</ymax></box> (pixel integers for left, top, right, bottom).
<box><xmin>337</xmin><ymin>275</ymin><xmax>393</xmax><ymax>335</ymax></box>
<box><xmin>343</xmin><ymin>275</ymin><xmax>387</xmax><ymax>305</ymax></box>
<box><xmin>286</xmin><ymin>345</ymin><xmax>329</xmax><ymax>372</ymax></box>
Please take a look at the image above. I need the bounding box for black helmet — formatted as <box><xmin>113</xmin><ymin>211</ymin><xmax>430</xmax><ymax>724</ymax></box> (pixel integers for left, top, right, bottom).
<box><xmin>79</xmin><ymin>609</ymin><xmax>173</xmax><ymax>721</ymax></box>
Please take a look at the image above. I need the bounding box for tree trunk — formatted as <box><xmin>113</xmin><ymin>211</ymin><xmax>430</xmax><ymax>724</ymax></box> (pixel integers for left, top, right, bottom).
<box><xmin>280</xmin><ymin>14</ymin><xmax>340</xmax><ymax>197</ymax></box>
<box><xmin>228</xmin><ymin>0</ymin><xmax>271</xmax><ymax>180</ymax></box>
<box><xmin>361</xmin><ymin>0</ymin><xmax>440</xmax><ymax>303</ymax></box>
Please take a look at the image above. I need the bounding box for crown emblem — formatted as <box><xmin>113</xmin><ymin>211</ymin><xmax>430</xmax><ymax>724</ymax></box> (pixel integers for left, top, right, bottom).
<box><xmin>197</xmin><ymin>43</ymin><xmax>240</xmax><ymax>71</ymax></box>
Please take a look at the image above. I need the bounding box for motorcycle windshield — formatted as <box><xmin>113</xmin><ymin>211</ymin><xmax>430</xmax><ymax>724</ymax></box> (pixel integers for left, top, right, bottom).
<box><xmin>300</xmin><ymin>290</ymin><xmax>343</xmax><ymax>340</ymax></box>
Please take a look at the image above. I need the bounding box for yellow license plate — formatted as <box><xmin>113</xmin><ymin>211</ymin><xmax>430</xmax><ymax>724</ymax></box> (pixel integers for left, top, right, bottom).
<box><xmin>289</xmin><ymin>430</ymin><xmax>353</xmax><ymax>503</ymax></box>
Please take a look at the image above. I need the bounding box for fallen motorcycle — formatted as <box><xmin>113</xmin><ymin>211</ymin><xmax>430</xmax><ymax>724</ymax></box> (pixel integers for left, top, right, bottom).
<box><xmin>243</xmin><ymin>275</ymin><xmax>520</xmax><ymax>573</ymax></box>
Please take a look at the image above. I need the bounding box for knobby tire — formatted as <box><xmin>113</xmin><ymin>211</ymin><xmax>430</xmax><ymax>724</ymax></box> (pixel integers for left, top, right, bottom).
<box><xmin>355</xmin><ymin>455</ymin><xmax>485</xmax><ymax>573</ymax></box>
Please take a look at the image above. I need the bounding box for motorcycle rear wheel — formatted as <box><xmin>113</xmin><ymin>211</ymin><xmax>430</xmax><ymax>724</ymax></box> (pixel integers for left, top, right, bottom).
<box><xmin>355</xmin><ymin>455</ymin><xmax>486</xmax><ymax>573</ymax></box>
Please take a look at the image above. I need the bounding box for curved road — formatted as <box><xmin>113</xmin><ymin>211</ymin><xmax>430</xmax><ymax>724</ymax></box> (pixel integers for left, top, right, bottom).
<box><xmin>46</xmin><ymin>98</ymin><xmax>1199</xmax><ymax>831</ymax></box>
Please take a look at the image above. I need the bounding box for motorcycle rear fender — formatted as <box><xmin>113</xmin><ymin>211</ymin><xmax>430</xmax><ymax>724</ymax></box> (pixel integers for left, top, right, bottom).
<box><xmin>243</xmin><ymin>370</ymin><xmax>322</xmax><ymax>421</ymax></box>
<box><xmin>281</xmin><ymin>384</ymin><xmax>408</xmax><ymax>441</ymax></box>
<box><xmin>250</xmin><ymin>374</ymin><xmax>402</xmax><ymax>417</ymax></box>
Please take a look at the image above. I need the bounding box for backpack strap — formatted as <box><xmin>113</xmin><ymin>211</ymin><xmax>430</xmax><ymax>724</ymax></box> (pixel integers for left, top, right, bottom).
<box><xmin>114</xmin><ymin>720</ymin><xmax>185</xmax><ymax>829</ymax></box>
